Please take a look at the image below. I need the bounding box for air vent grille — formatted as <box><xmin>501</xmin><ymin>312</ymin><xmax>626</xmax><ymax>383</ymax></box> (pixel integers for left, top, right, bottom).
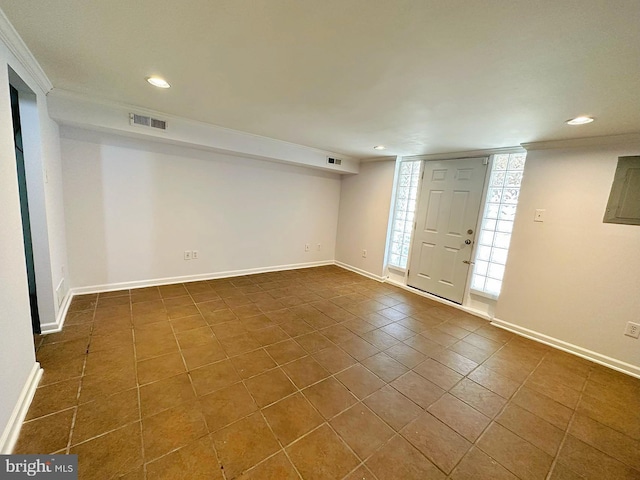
<box><xmin>130</xmin><ymin>113</ymin><xmax>167</xmax><ymax>130</ymax></box>
<box><xmin>327</xmin><ymin>157</ymin><xmax>342</xmax><ymax>166</ymax></box>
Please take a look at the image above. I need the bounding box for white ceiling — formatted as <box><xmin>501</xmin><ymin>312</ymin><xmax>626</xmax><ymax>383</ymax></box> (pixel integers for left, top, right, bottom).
<box><xmin>1</xmin><ymin>0</ymin><xmax>639</xmax><ymax>159</ymax></box>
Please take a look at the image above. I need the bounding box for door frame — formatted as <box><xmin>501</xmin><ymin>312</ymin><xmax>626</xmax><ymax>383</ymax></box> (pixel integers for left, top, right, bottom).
<box><xmin>403</xmin><ymin>156</ymin><xmax>493</xmax><ymax>304</ymax></box>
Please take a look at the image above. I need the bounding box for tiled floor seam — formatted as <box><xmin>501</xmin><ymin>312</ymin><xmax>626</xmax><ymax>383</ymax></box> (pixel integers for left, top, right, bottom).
<box><xmin>448</xmin><ymin>348</ymin><xmax>551</xmax><ymax>479</ymax></box>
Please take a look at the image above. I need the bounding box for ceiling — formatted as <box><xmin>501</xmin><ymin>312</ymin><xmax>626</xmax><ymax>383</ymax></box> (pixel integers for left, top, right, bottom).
<box><xmin>1</xmin><ymin>0</ymin><xmax>639</xmax><ymax>159</ymax></box>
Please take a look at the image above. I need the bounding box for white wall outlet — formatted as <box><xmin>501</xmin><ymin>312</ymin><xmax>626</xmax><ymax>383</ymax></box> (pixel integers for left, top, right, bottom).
<box><xmin>317</xmin><ymin>243</ymin><xmax>321</xmax><ymax>251</ymax></box>
<box><xmin>534</xmin><ymin>209</ymin><xmax>546</xmax><ymax>222</ymax></box>
<box><xmin>624</xmin><ymin>322</ymin><xmax>640</xmax><ymax>339</ymax></box>
<box><xmin>184</xmin><ymin>250</ymin><xmax>192</xmax><ymax>260</ymax></box>
<box><xmin>362</xmin><ymin>249</ymin><xmax>367</xmax><ymax>258</ymax></box>
<box><xmin>192</xmin><ymin>250</ymin><xmax>199</xmax><ymax>260</ymax></box>
<box><xmin>305</xmin><ymin>244</ymin><xmax>310</xmax><ymax>252</ymax></box>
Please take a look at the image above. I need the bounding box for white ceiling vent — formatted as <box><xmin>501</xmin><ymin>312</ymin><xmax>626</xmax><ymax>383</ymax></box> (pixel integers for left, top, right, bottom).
<box><xmin>129</xmin><ymin>113</ymin><xmax>167</xmax><ymax>130</ymax></box>
<box><xmin>327</xmin><ymin>157</ymin><xmax>342</xmax><ymax>166</ymax></box>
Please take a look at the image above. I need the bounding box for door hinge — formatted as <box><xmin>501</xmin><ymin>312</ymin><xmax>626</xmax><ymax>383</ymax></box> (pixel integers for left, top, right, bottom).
<box><xmin>413</xmin><ymin>221</ymin><xmax>417</xmax><ymax>231</ymax></box>
<box><xmin>463</xmin><ymin>260</ymin><xmax>475</xmax><ymax>265</ymax></box>
<box><xmin>483</xmin><ymin>157</ymin><xmax>489</xmax><ymax>165</ymax></box>
<box><xmin>421</xmin><ymin>170</ymin><xmax>424</xmax><ymax>180</ymax></box>
<box><xmin>407</xmin><ymin>269</ymin><xmax>410</xmax><ymax>276</ymax></box>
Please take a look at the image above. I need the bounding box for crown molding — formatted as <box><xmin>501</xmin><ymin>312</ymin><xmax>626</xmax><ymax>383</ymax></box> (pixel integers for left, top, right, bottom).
<box><xmin>522</xmin><ymin>133</ymin><xmax>640</xmax><ymax>151</ymax></box>
<box><xmin>0</xmin><ymin>8</ymin><xmax>52</xmax><ymax>94</ymax></box>
<box><xmin>402</xmin><ymin>146</ymin><xmax>524</xmax><ymax>162</ymax></box>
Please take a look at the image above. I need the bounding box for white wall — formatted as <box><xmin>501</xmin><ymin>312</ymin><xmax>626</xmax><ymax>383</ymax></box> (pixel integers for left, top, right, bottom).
<box><xmin>0</xmin><ymin>25</ymin><xmax>68</xmax><ymax>449</ymax></box>
<box><xmin>61</xmin><ymin>127</ymin><xmax>341</xmax><ymax>290</ymax></box>
<box><xmin>335</xmin><ymin>160</ymin><xmax>396</xmax><ymax>279</ymax></box>
<box><xmin>496</xmin><ymin>140</ymin><xmax>640</xmax><ymax>372</ymax></box>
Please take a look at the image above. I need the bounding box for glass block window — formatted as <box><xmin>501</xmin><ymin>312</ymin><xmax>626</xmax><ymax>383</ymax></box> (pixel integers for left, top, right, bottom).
<box><xmin>388</xmin><ymin>160</ymin><xmax>421</xmax><ymax>269</ymax></box>
<box><xmin>471</xmin><ymin>152</ymin><xmax>527</xmax><ymax>297</ymax></box>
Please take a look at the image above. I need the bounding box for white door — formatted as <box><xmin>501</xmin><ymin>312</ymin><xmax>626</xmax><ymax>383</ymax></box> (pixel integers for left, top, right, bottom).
<box><xmin>407</xmin><ymin>158</ymin><xmax>488</xmax><ymax>304</ymax></box>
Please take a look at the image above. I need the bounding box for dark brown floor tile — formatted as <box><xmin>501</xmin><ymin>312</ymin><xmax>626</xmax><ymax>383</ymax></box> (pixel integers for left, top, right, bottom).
<box><xmin>250</xmin><ymin>325</ymin><xmax>290</xmax><ymax>346</ymax></box>
<box><xmin>219</xmin><ymin>332</ymin><xmax>261</xmax><ymax>356</ymax></box>
<box><xmin>384</xmin><ymin>343</ymin><xmax>427</xmax><ymax>368</ymax></box>
<box><xmin>361</xmin><ymin>352</ymin><xmax>409</xmax><ymax>383</ymax></box>
<box><xmin>391</xmin><ymin>371</ymin><xmax>444</xmax><ymax>409</ymax></box>
<box><xmin>238</xmin><ymin>451</ymin><xmax>298</xmax><ymax>480</ymax></box>
<box><xmin>199</xmin><ymin>382</ymin><xmax>257</xmax><ymax>432</ymax></box>
<box><xmin>279</xmin><ymin>319</ymin><xmax>315</xmax><ymax>337</ymax></box>
<box><xmin>282</xmin><ymin>355</ymin><xmax>330</xmax><ymax>388</ymax></box>
<box><xmin>401</xmin><ymin>412</ymin><xmax>471</xmax><ymax>474</ymax></box>
<box><xmin>70</xmin><ymin>422</ymin><xmax>143</xmax><ymax>479</ymax></box>
<box><xmin>548</xmin><ymin>462</ymin><xmax>585</xmax><ymax>480</ymax></box>
<box><xmin>312</xmin><ymin>345</ymin><xmax>357</xmax><ymax>374</ymax></box>
<box><xmin>321</xmin><ymin>324</ymin><xmax>358</xmax><ymax>344</ymax></box>
<box><xmin>366</xmin><ymin>434</ymin><xmax>445</xmax><ymax>480</ymax></box>
<box><xmin>244</xmin><ymin>368</ymin><xmax>297</xmax><ymax>407</ymax></box>
<box><xmin>176</xmin><ymin>326</ymin><xmax>214</xmax><ymax>349</ymax></box>
<box><xmin>72</xmin><ymin>388</ymin><xmax>139</xmax><ymax>444</ymax></box>
<box><xmin>26</xmin><ymin>378</ymin><xmax>80</xmax><ymax>421</ymax></box>
<box><xmin>295</xmin><ymin>332</ymin><xmax>334</xmax><ymax>353</ymax></box>
<box><xmin>231</xmin><ymin>348</ymin><xmax>277</xmax><ymax>379</ymax></box>
<box><xmin>569</xmin><ymin>413</ymin><xmax>640</xmax><ymax>471</ymax></box>
<box><xmin>212</xmin><ymin>413</ymin><xmax>280</xmax><ymax>478</ymax></box>
<box><xmin>497</xmin><ymin>403</ymin><xmax>564</xmax><ymax>456</ymax></box>
<box><xmin>42</xmin><ymin>324</ymin><xmax>92</xmax><ymax>345</ymax></box>
<box><xmin>451</xmin><ymin>447</ymin><xmax>518</xmax><ymax>480</ymax></box>
<box><xmin>467</xmin><ymin>365</ymin><xmax>520</xmax><ymax>399</ymax></box>
<box><xmin>360</xmin><ymin>329</ymin><xmax>401</xmax><ymax>349</ymax></box>
<box><xmin>135</xmin><ymin>333</ymin><xmax>179</xmax><ymax>361</ymax></box>
<box><xmin>211</xmin><ymin>320</ymin><xmax>248</xmax><ymax>340</ymax></box>
<box><xmin>171</xmin><ymin>315</ymin><xmax>208</xmax><ymax>334</ymax></box>
<box><xmin>79</xmin><ymin>365</ymin><xmax>137</xmax><ymax>403</ymax></box>
<box><xmin>577</xmin><ymin>390</ymin><xmax>640</xmax><ymax>440</ymax></box>
<box><xmin>287</xmin><ymin>424</ymin><xmax>359</xmax><ymax>480</ymax></box>
<box><xmin>262</xmin><ymin>393</ymin><xmax>323</xmax><ymax>446</ymax></box>
<box><xmin>88</xmin><ymin>329</ymin><xmax>133</xmax><ymax>354</ymax></box>
<box><xmin>512</xmin><ymin>386</ymin><xmax>573</xmax><ymax>429</ymax></box>
<box><xmin>340</xmin><ymin>337</ymin><xmax>380</xmax><ymax>361</ymax></box>
<box><xmin>336</xmin><ymin>364</ymin><xmax>385</xmax><ymax>399</ymax></box>
<box><xmin>419</xmin><ymin>328</ymin><xmax>459</xmax><ymax>347</ymax></box>
<box><xmin>380</xmin><ymin>322</ymin><xmax>415</xmax><ymax>341</ymax></box>
<box><xmin>142</xmin><ymin>401</ymin><xmax>208</xmax><ymax>461</ymax></box>
<box><xmin>558</xmin><ymin>434</ymin><xmax>640</xmax><ymax>480</ymax></box>
<box><xmin>190</xmin><ymin>359</ymin><xmax>241</xmax><ymax>396</ymax></box>
<box><xmin>181</xmin><ymin>341</ymin><xmax>227</xmax><ymax>370</ymax></box>
<box><xmin>448</xmin><ymin>339</ymin><xmax>494</xmax><ymax>363</ymax></box>
<box><xmin>137</xmin><ymin>351</ymin><xmax>186</xmax><ymax>385</ymax></box>
<box><xmin>413</xmin><ymin>358</ymin><xmax>463</xmax><ymax>390</ymax></box>
<box><xmin>145</xmin><ymin>435</ymin><xmax>222</xmax><ymax>479</ymax></box>
<box><xmin>477</xmin><ymin>423</ymin><xmax>553</xmax><ymax>480</ymax></box>
<box><xmin>363</xmin><ymin>385</ymin><xmax>423</xmax><ymax>431</ymax></box>
<box><xmin>450</xmin><ymin>378</ymin><xmax>507</xmax><ymax>418</ymax></box>
<box><xmin>204</xmin><ymin>308</ymin><xmax>237</xmax><ymax>325</ymax></box>
<box><xmin>159</xmin><ymin>284</ymin><xmax>188</xmax><ymax>298</ymax></box>
<box><xmin>431</xmin><ymin>349</ymin><xmax>478</xmax><ymax>375</ymax></box>
<box><xmin>140</xmin><ymin>373</ymin><xmax>196</xmax><ymax>418</ymax></box>
<box><xmin>265</xmin><ymin>339</ymin><xmax>307</xmax><ymax>364</ymax></box>
<box><xmin>330</xmin><ymin>403</ymin><xmax>394</xmax><ymax>459</ymax></box>
<box><xmin>402</xmin><ymin>335</ymin><xmax>444</xmax><ymax>357</ymax></box>
<box><xmin>525</xmin><ymin>371</ymin><xmax>582</xmax><ymax>409</ymax></box>
<box><xmin>428</xmin><ymin>393</ymin><xmax>490</xmax><ymax>442</ymax></box>
<box><xmin>14</xmin><ymin>408</ymin><xmax>74</xmax><ymax>454</ymax></box>
<box><xmin>303</xmin><ymin>377</ymin><xmax>358</xmax><ymax>419</ymax></box>
<box><xmin>344</xmin><ymin>465</ymin><xmax>377</xmax><ymax>480</ymax></box>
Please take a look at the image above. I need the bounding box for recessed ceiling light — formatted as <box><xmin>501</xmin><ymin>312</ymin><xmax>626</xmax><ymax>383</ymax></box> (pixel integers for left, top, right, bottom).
<box><xmin>146</xmin><ymin>76</ymin><xmax>171</xmax><ymax>88</ymax></box>
<box><xmin>373</xmin><ymin>145</ymin><xmax>386</xmax><ymax>150</ymax></box>
<box><xmin>566</xmin><ymin>116</ymin><xmax>594</xmax><ymax>125</ymax></box>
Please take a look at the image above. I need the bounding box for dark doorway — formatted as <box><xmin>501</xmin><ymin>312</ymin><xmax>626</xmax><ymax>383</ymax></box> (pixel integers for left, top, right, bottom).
<box><xmin>11</xmin><ymin>85</ymin><xmax>41</xmax><ymax>334</ymax></box>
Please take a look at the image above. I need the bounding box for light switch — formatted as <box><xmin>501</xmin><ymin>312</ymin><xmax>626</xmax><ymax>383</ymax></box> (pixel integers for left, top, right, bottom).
<box><xmin>534</xmin><ymin>209</ymin><xmax>546</xmax><ymax>222</ymax></box>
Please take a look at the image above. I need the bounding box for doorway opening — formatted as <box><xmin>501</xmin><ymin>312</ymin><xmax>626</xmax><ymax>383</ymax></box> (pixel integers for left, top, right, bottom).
<box><xmin>10</xmin><ymin>84</ymin><xmax>41</xmax><ymax>334</ymax></box>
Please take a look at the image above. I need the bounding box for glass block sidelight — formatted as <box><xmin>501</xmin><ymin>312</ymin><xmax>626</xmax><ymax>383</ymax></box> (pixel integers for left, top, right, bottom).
<box><xmin>388</xmin><ymin>160</ymin><xmax>422</xmax><ymax>269</ymax></box>
<box><xmin>471</xmin><ymin>152</ymin><xmax>526</xmax><ymax>297</ymax></box>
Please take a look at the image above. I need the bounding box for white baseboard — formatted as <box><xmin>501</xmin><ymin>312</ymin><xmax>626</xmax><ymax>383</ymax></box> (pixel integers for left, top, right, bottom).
<box><xmin>334</xmin><ymin>262</ymin><xmax>386</xmax><ymax>282</ymax></box>
<box><xmin>384</xmin><ymin>278</ymin><xmax>492</xmax><ymax>321</ymax></box>
<box><xmin>0</xmin><ymin>362</ymin><xmax>43</xmax><ymax>453</ymax></box>
<box><xmin>491</xmin><ymin>318</ymin><xmax>640</xmax><ymax>379</ymax></box>
<box><xmin>39</xmin><ymin>290</ymin><xmax>73</xmax><ymax>334</ymax></box>
<box><xmin>67</xmin><ymin>260</ymin><xmax>335</xmax><ymax>296</ymax></box>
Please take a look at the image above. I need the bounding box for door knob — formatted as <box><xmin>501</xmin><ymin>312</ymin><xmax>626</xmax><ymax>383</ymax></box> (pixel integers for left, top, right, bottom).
<box><xmin>465</xmin><ymin>239</ymin><xmax>472</xmax><ymax>245</ymax></box>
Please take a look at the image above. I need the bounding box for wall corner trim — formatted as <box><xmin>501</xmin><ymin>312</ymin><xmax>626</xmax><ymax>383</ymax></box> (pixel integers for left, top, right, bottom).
<box><xmin>39</xmin><ymin>291</ymin><xmax>73</xmax><ymax>334</ymax></box>
<box><xmin>0</xmin><ymin>9</ymin><xmax>52</xmax><ymax>94</ymax></box>
<box><xmin>0</xmin><ymin>362</ymin><xmax>43</xmax><ymax>453</ymax></box>
<box><xmin>491</xmin><ymin>318</ymin><xmax>640</xmax><ymax>379</ymax></box>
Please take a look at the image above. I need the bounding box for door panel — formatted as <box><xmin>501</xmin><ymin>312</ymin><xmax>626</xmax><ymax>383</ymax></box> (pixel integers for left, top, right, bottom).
<box><xmin>407</xmin><ymin>158</ymin><xmax>488</xmax><ymax>304</ymax></box>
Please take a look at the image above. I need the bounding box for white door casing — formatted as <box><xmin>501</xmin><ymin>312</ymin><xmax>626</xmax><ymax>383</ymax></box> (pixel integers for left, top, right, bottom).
<box><xmin>407</xmin><ymin>157</ymin><xmax>488</xmax><ymax>304</ymax></box>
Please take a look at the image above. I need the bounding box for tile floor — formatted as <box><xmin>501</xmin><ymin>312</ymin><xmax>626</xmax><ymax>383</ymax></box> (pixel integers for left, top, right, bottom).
<box><xmin>20</xmin><ymin>266</ymin><xmax>640</xmax><ymax>479</ymax></box>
